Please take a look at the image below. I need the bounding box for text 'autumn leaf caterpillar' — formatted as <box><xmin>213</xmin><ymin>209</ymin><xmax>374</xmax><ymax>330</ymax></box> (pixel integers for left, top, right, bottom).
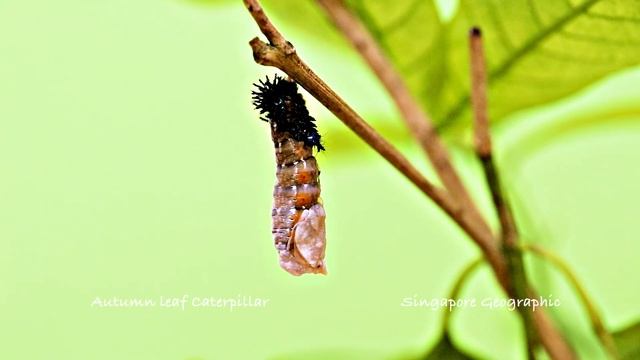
<box><xmin>252</xmin><ymin>75</ymin><xmax>327</xmax><ymax>276</ymax></box>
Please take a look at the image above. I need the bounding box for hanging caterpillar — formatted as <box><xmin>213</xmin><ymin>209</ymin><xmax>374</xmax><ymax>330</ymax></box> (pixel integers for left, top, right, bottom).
<box><xmin>252</xmin><ymin>75</ymin><xmax>327</xmax><ymax>276</ymax></box>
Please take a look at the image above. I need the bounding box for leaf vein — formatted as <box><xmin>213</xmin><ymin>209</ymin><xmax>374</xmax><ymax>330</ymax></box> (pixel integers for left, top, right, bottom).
<box><xmin>560</xmin><ymin>29</ymin><xmax>640</xmax><ymax>46</ymax></box>
<box><xmin>438</xmin><ymin>0</ymin><xmax>603</xmax><ymax>131</ymax></box>
<box><xmin>381</xmin><ymin>0</ymin><xmax>424</xmax><ymax>36</ymax></box>
<box><xmin>486</xmin><ymin>0</ymin><xmax>516</xmax><ymax>50</ymax></box>
<box><xmin>585</xmin><ymin>11</ymin><xmax>640</xmax><ymax>24</ymax></box>
<box><xmin>527</xmin><ymin>0</ymin><xmax>544</xmax><ymax>28</ymax></box>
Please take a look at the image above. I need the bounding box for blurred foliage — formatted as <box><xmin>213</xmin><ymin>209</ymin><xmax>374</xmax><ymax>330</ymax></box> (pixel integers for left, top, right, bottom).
<box><xmin>269</xmin><ymin>336</ymin><xmax>475</xmax><ymax>360</ymax></box>
<box><xmin>612</xmin><ymin>321</ymin><xmax>640</xmax><ymax>360</ymax></box>
<box><xmin>423</xmin><ymin>335</ymin><xmax>474</xmax><ymax>359</ymax></box>
<box><xmin>2</xmin><ymin>0</ymin><xmax>637</xmax><ymax>359</ymax></box>
<box><xmin>187</xmin><ymin>0</ymin><xmax>345</xmax><ymax>45</ymax></box>
<box><xmin>347</xmin><ymin>0</ymin><xmax>640</xmax><ymax>132</ymax></box>
<box><xmin>501</xmin><ymin>106</ymin><xmax>640</xmax><ymax>170</ymax></box>
<box><xmin>269</xmin><ymin>349</ymin><xmax>403</xmax><ymax>360</ymax></box>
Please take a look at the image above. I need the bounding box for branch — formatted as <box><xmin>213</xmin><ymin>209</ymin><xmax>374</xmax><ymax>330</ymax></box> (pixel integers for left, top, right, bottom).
<box><xmin>523</xmin><ymin>244</ymin><xmax>619</xmax><ymax>359</ymax></box>
<box><xmin>469</xmin><ymin>28</ymin><xmax>575</xmax><ymax>360</ymax></box>
<box><xmin>243</xmin><ymin>0</ymin><xmax>290</xmax><ymax>52</ymax></box>
<box><xmin>243</xmin><ymin>0</ymin><xmax>506</xmax><ymax>285</ymax></box>
<box><xmin>470</xmin><ymin>26</ymin><xmax>535</xmax><ymax>360</ymax></box>
<box><xmin>315</xmin><ymin>0</ymin><xmax>491</xmax><ymax>239</ymax></box>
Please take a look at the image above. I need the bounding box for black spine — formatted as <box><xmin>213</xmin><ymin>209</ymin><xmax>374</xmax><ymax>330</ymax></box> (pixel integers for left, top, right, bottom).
<box><xmin>252</xmin><ymin>75</ymin><xmax>324</xmax><ymax>151</ymax></box>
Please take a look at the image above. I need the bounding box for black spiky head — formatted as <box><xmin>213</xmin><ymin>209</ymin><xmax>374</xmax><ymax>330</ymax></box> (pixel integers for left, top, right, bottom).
<box><xmin>252</xmin><ymin>75</ymin><xmax>324</xmax><ymax>152</ymax></box>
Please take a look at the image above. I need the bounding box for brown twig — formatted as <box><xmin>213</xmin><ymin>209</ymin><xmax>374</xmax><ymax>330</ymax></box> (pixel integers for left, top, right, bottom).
<box><xmin>469</xmin><ymin>28</ymin><xmax>575</xmax><ymax>360</ymax></box>
<box><xmin>243</xmin><ymin>0</ymin><xmax>506</xmax><ymax>285</ymax></box>
<box><xmin>469</xmin><ymin>27</ymin><xmax>523</xmax><ymax>298</ymax></box>
<box><xmin>469</xmin><ymin>28</ymin><xmax>492</xmax><ymax>159</ymax></box>
<box><xmin>315</xmin><ymin>0</ymin><xmax>491</xmax><ymax>239</ymax></box>
<box><xmin>243</xmin><ymin>0</ymin><xmax>290</xmax><ymax>52</ymax></box>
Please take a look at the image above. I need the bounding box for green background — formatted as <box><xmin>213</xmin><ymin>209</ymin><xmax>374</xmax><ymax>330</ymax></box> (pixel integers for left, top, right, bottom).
<box><xmin>1</xmin><ymin>0</ymin><xmax>638</xmax><ymax>359</ymax></box>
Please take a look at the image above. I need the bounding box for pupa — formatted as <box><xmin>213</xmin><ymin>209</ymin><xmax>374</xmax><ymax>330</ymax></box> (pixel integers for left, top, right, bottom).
<box><xmin>252</xmin><ymin>75</ymin><xmax>327</xmax><ymax>276</ymax></box>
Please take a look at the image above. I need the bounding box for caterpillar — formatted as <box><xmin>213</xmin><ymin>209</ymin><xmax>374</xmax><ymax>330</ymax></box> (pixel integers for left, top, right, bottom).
<box><xmin>252</xmin><ymin>75</ymin><xmax>327</xmax><ymax>276</ymax></box>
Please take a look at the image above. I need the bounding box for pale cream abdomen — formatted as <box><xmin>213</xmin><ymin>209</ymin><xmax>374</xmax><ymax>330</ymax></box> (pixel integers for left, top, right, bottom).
<box><xmin>271</xmin><ymin>137</ymin><xmax>326</xmax><ymax>275</ymax></box>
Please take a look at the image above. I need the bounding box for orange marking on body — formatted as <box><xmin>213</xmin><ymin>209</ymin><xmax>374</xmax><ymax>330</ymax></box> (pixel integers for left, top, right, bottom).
<box><xmin>296</xmin><ymin>171</ymin><xmax>313</xmax><ymax>183</ymax></box>
<box><xmin>295</xmin><ymin>192</ymin><xmax>314</xmax><ymax>208</ymax></box>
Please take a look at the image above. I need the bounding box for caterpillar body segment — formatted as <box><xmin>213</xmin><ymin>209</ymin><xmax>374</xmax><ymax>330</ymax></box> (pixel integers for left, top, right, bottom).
<box><xmin>252</xmin><ymin>75</ymin><xmax>327</xmax><ymax>276</ymax></box>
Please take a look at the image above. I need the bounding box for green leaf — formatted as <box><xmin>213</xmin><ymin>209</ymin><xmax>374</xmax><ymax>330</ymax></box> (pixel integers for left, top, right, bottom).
<box><xmin>269</xmin><ymin>349</ymin><xmax>407</xmax><ymax>360</ymax></box>
<box><xmin>268</xmin><ymin>338</ymin><xmax>475</xmax><ymax>360</ymax></box>
<box><xmin>349</xmin><ymin>0</ymin><xmax>640</xmax><ymax>132</ymax></box>
<box><xmin>612</xmin><ymin>321</ymin><xmax>640</xmax><ymax>360</ymax></box>
<box><xmin>181</xmin><ymin>0</ymin><xmax>235</xmax><ymax>6</ymax></box>
<box><xmin>345</xmin><ymin>0</ymin><xmax>443</xmax><ymax>69</ymax></box>
<box><xmin>344</xmin><ymin>0</ymin><xmax>447</xmax><ymax>116</ymax></box>
<box><xmin>423</xmin><ymin>335</ymin><xmax>475</xmax><ymax>360</ymax></box>
<box><xmin>502</xmin><ymin>106</ymin><xmax>640</xmax><ymax>169</ymax></box>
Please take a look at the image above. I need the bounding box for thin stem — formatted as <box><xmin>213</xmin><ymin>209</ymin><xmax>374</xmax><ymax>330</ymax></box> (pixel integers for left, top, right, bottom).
<box><xmin>441</xmin><ymin>257</ymin><xmax>485</xmax><ymax>334</ymax></box>
<box><xmin>469</xmin><ymin>28</ymin><xmax>491</xmax><ymax>159</ymax></box>
<box><xmin>243</xmin><ymin>0</ymin><xmax>291</xmax><ymax>52</ymax></box>
<box><xmin>469</xmin><ymin>27</ymin><xmax>573</xmax><ymax>360</ymax></box>
<box><xmin>315</xmin><ymin>0</ymin><xmax>491</xmax><ymax>239</ymax></box>
<box><xmin>523</xmin><ymin>244</ymin><xmax>620</xmax><ymax>359</ymax></box>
